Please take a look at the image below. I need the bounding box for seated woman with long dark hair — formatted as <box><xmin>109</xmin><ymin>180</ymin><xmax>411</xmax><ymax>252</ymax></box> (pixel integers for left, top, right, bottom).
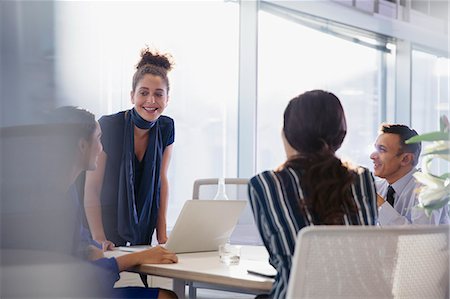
<box><xmin>50</xmin><ymin>106</ymin><xmax>178</xmax><ymax>299</ymax></box>
<box><xmin>248</xmin><ymin>90</ymin><xmax>378</xmax><ymax>299</ymax></box>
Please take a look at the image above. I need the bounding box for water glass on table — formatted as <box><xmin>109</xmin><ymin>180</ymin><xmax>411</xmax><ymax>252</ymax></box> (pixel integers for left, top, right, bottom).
<box><xmin>219</xmin><ymin>243</ymin><xmax>241</xmax><ymax>265</ymax></box>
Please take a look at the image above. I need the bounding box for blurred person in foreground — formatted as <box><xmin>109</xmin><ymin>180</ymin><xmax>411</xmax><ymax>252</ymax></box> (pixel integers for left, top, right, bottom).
<box><xmin>1</xmin><ymin>107</ymin><xmax>178</xmax><ymax>298</ymax></box>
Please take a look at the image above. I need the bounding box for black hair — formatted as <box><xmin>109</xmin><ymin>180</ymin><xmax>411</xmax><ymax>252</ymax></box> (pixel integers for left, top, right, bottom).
<box><xmin>48</xmin><ymin>106</ymin><xmax>96</xmax><ymax>142</ymax></box>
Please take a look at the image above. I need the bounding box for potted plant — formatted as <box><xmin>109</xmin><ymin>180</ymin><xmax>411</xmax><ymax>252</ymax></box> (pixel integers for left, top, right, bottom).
<box><xmin>406</xmin><ymin>115</ymin><xmax>450</xmax><ymax>216</ymax></box>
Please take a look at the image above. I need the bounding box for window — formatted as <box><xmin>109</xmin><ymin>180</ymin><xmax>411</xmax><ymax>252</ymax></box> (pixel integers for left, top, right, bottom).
<box><xmin>257</xmin><ymin>11</ymin><xmax>390</xmax><ymax>172</ymax></box>
<box><xmin>54</xmin><ymin>1</ymin><xmax>239</xmax><ymax>228</ymax></box>
<box><xmin>411</xmin><ymin>50</ymin><xmax>449</xmax><ymax>135</ymax></box>
<box><xmin>411</xmin><ymin>50</ymin><xmax>449</xmax><ymax>174</ymax></box>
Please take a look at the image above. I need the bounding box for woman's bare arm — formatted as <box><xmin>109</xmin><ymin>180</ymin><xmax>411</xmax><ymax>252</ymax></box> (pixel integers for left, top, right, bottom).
<box><xmin>156</xmin><ymin>144</ymin><xmax>173</xmax><ymax>244</ymax></box>
<box><xmin>115</xmin><ymin>246</ymin><xmax>178</xmax><ymax>271</ymax></box>
<box><xmin>84</xmin><ymin>151</ymin><xmax>114</xmax><ymax>250</ymax></box>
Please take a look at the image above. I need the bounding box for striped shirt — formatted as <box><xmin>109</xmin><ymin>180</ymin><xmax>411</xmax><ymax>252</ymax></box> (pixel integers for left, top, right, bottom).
<box><xmin>248</xmin><ymin>166</ymin><xmax>378</xmax><ymax>299</ymax></box>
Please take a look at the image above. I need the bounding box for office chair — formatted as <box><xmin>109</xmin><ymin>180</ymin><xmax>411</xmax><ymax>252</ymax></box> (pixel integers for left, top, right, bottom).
<box><xmin>192</xmin><ymin>178</ymin><xmax>249</xmax><ymax>199</ymax></box>
<box><xmin>286</xmin><ymin>225</ymin><xmax>450</xmax><ymax>299</ymax></box>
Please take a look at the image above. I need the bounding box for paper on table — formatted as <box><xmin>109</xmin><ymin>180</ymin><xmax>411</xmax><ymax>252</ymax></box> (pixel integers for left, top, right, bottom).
<box><xmin>117</xmin><ymin>245</ymin><xmax>152</xmax><ymax>252</ymax></box>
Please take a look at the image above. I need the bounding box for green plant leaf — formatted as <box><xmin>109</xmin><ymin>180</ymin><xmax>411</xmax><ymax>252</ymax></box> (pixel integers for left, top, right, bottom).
<box><xmin>423</xmin><ymin>197</ymin><xmax>450</xmax><ymax>211</ymax></box>
<box><xmin>412</xmin><ymin>116</ymin><xmax>450</xmax><ymax>215</ymax></box>
<box><xmin>414</xmin><ymin>172</ymin><xmax>444</xmax><ymax>188</ymax></box>
<box><xmin>406</xmin><ymin>131</ymin><xmax>450</xmax><ymax>143</ymax></box>
<box><xmin>440</xmin><ymin>173</ymin><xmax>450</xmax><ymax>180</ymax></box>
<box><xmin>422</xmin><ymin>149</ymin><xmax>450</xmax><ymax>156</ymax></box>
<box><xmin>437</xmin><ymin>154</ymin><xmax>450</xmax><ymax>162</ymax></box>
<box><xmin>420</xmin><ymin>156</ymin><xmax>434</xmax><ymax>175</ymax></box>
<box><xmin>422</xmin><ymin>141</ymin><xmax>449</xmax><ymax>152</ymax></box>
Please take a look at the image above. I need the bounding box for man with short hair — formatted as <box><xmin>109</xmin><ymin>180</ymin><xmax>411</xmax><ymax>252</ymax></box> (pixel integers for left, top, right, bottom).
<box><xmin>370</xmin><ymin>124</ymin><xmax>449</xmax><ymax>225</ymax></box>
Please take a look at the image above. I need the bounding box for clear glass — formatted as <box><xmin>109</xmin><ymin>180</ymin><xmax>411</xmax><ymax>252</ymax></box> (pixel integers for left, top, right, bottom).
<box><xmin>257</xmin><ymin>11</ymin><xmax>385</xmax><ymax>172</ymax></box>
<box><xmin>213</xmin><ymin>178</ymin><xmax>230</xmax><ymax>200</ymax></box>
<box><xmin>54</xmin><ymin>1</ymin><xmax>239</xmax><ymax>228</ymax></box>
<box><xmin>219</xmin><ymin>243</ymin><xmax>241</xmax><ymax>265</ymax></box>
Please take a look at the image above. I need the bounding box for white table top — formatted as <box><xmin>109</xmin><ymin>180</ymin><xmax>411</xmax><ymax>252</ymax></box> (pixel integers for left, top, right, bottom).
<box><xmin>107</xmin><ymin>245</ymin><xmax>274</xmax><ymax>293</ymax></box>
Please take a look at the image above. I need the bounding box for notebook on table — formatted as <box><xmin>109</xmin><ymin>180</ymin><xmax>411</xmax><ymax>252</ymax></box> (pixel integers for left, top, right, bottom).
<box><xmin>118</xmin><ymin>199</ymin><xmax>247</xmax><ymax>254</ymax></box>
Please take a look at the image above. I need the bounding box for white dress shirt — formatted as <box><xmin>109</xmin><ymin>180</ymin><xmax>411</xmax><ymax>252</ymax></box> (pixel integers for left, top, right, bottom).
<box><xmin>377</xmin><ymin>168</ymin><xmax>449</xmax><ymax>225</ymax></box>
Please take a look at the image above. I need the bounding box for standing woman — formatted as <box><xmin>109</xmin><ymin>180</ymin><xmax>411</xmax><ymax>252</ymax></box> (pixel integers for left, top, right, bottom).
<box><xmin>85</xmin><ymin>48</ymin><xmax>174</xmax><ymax>247</ymax></box>
<box><xmin>248</xmin><ymin>90</ymin><xmax>378</xmax><ymax>299</ymax></box>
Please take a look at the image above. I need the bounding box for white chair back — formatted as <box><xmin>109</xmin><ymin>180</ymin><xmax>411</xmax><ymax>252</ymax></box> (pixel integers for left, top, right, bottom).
<box><xmin>192</xmin><ymin>178</ymin><xmax>249</xmax><ymax>200</ymax></box>
<box><xmin>286</xmin><ymin>225</ymin><xmax>449</xmax><ymax>299</ymax></box>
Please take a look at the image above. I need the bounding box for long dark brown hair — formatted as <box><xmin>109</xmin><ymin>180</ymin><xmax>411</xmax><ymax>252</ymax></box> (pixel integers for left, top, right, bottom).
<box><xmin>283</xmin><ymin>90</ymin><xmax>357</xmax><ymax>224</ymax></box>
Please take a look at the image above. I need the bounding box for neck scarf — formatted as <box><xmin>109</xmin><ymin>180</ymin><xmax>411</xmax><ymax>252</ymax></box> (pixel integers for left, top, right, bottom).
<box><xmin>130</xmin><ymin>108</ymin><xmax>156</xmax><ymax>130</ymax></box>
<box><xmin>117</xmin><ymin>110</ymin><xmax>162</xmax><ymax>245</ymax></box>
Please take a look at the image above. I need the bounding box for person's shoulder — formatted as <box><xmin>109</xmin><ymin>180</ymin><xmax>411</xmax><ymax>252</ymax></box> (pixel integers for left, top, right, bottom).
<box><xmin>157</xmin><ymin>115</ymin><xmax>174</xmax><ymax>128</ymax></box>
<box><xmin>349</xmin><ymin>165</ymin><xmax>375</xmax><ymax>180</ymax></box>
<box><xmin>340</xmin><ymin>162</ymin><xmax>371</xmax><ymax>179</ymax></box>
<box><xmin>349</xmin><ymin>165</ymin><xmax>385</xmax><ymax>192</ymax></box>
<box><xmin>248</xmin><ymin>171</ymin><xmax>276</xmax><ymax>200</ymax></box>
<box><xmin>250</xmin><ymin>170</ymin><xmax>276</xmax><ymax>179</ymax></box>
<box><xmin>249</xmin><ymin>170</ymin><xmax>277</xmax><ymax>186</ymax></box>
<box><xmin>409</xmin><ymin>168</ymin><xmax>420</xmax><ymax>181</ymax></box>
<box><xmin>156</xmin><ymin>115</ymin><xmax>173</xmax><ymax>132</ymax></box>
<box><xmin>99</xmin><ymin>111</ymin><xmax>126</xmax><ymax>128</ymax></box>
<box><xmin>351</xmin><ymin>165</ymin><xmax>371</xmax><ymax>176</ymax></box>
<box><xmin>401</xmin><ymin>168</ymin><xmax>420</xmax><ymax>191</ymax></box>
<box><xmin>157</xmin><ymin>116</ymin><xmax>174</xmax><ymax>145</ymax></box>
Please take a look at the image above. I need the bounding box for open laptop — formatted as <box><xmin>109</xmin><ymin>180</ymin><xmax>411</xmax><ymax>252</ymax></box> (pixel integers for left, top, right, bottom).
<box><xmin>165</xmin><ymin>200</ymin><xmax>246</xmax><ymax>253</ymax></box>
<box><xmin>119</xmin><ymin>200</ymin><xmax>247</xmax><ymax>253</ymax></box>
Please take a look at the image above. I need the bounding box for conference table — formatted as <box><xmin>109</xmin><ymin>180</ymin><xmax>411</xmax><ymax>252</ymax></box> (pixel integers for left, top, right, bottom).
<box><xmin>106</xmin><ymin>245</ymin><xmax>275</xmax><ymax>299</ymax></box>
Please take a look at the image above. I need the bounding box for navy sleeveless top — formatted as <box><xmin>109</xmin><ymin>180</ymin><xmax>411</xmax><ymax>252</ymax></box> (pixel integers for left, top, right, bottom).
<box><xmin>98</xmin><ymin>111</ymin><xmax>174</xmax><ymax>245</ymax></box>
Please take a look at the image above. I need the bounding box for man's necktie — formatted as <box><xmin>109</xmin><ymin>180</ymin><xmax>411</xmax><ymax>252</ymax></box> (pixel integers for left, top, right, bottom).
<box><xmin>386</xmin><ymin>185</ymin><xmax>395</xmax><ymax>207</ymax></box>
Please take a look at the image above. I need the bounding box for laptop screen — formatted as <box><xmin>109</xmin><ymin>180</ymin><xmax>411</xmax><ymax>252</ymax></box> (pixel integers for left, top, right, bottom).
<box><xmin>164</xmin><ymin>200</ymin><xmax>247</xmax><ymax>253</ymax></box>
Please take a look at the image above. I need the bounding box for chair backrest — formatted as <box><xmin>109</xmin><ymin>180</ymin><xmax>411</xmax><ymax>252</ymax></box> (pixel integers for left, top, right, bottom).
<box><xmin>1</xmin><ymin>124</ymin><xmax>80</xmax><ymax>252</ymax></box>
<box><xmin>286</xmin><ymin>225</ymin><xmax>450</xmax><ymax>299</ymax></box>
<box><xmin>192</xmin><ymin>178</ymin><xmax>249</xmax><ymax>200</ymax></box>
<box><xmin>192</xmin><ymin>178</ymin><xmax>263</xmax><ymax>245</ymax></box>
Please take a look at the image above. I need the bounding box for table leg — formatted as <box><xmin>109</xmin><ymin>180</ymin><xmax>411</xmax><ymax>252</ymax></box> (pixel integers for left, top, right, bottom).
<box><xmin>172</xmin><ymin>278</ymin><xmax>186</xmax><ymax>299</ymax></box>
<box><xmin>188</xmin><ymin>282</ymin><xmax>197</xmax><ymax>299</ymax></box>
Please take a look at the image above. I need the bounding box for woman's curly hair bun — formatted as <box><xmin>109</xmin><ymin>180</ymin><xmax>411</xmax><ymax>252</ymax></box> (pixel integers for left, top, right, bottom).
<box><xmin>136</xmin><ymin>46</ymin><xmax>174</xmax><ymax>71</ymax></box>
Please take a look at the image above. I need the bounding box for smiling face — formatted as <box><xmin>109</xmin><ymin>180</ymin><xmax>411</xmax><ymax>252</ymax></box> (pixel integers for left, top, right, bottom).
<box><xmin>370</xmin><ymin>133</ymin><xmax>414</xmax><ymax>184</ymax></box>
<box><xmin>131</xmin><ymin>74</ymin><xmax>168</xmax><ymax>122</ymax></box>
